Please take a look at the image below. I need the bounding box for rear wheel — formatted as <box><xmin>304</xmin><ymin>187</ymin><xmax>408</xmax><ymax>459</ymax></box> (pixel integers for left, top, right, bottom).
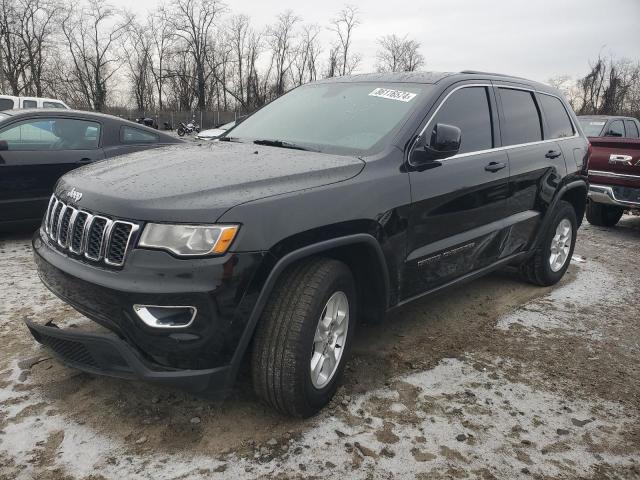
<box><xmin>177</xmin><ymin>127</ymin><xmax>185</xmax><ymax>137</ymax></box>
<box><xmin>251</xmin><ymin>257</ymin><xmax>356</xmax><ymax>418</ymax></box>
<box><xmin>519</xmin><ymin>200</ymin><xmax>577</xmax><ymax>286</ymax></box>
<box><xmin>585</xmin><ymin>200</ymin><xmax>624</xmax><ymax>227</ymax></box>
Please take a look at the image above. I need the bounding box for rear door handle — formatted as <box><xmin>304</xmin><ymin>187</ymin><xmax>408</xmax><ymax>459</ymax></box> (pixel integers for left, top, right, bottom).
<box><xmin>545</xmin><ymin>150</ymin><xmax>562</xmax><ymax>159</ymax></box>
<box><xmin>485</xmin><ymin>161</ymin><xmax>506</xmax><ymax>172</ymax></box>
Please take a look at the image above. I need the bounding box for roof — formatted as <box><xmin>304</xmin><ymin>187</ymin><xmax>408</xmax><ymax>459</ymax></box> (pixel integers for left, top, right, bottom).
<box><xmin>577</xmin><ymin>115</ymin><xmax>638</xmax><ymax>121</ymax></box>
<box><xmin>314</xmin><ymin>70</ymin><xmax>552</xmax><ymax>91</ymax></box>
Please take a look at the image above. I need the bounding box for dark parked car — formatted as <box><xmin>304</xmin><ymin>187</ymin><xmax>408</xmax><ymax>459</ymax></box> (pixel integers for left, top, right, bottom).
<box><xmin>0</xmin><ymin>109</ymin><xmax>182</xmax><ymax>229</ymax></box>
<box><xmin>578</xmin><ymin>115</ymin><xmax>640</xmax><ymax>226</ymax></box>
<box><xmin>26</xmin><ymin>72</ymin><xmax>589</xmax><ymax>417</ymax></box>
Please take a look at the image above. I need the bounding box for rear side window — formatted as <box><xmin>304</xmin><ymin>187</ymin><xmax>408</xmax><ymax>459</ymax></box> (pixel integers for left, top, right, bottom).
<box><xmin>22</xmin><ymin>100</ymin><xmax>37</xmax><ymax>108</ymax></box>
<box><xmin>0</xmin><ymin>98</ymin><xmax>15</xmax><ymax>111</ymax></box>
<box><xmin>43</xmin><ymin>101</ymin><xmax>67</xmax><ymax>109</ymax></box>
<box><xmin>0</xmin><ymin>118</ymin><xmax>100</xmax><ymax>151</ymax></box>
<box><xmin>498</xmin><ymin>88</ymin><xmax>542</xmax><ymax>146</ymax></box>
<box><xmin>539</xmin><ymin>94</ymin><xmax>574</xmax><ymax>139</ymax></box>
<box><xmin>120</xmin><ymin>126</ymin><xmax>158</xmax><ymax>144</ymax></box>
<box><xmin>624</xmin><ymin>120</ymin><xmax>639</xmax><ymax>138</ymax></box>
<box><xmin>430</xmin><ymin>86</ymin><xmax>493</xmax><ymax>154</ymax></box>
<box><xmin>606</xmin><ymin>120</ymin><xmax>625</xmax><ymax>137</ymax></box>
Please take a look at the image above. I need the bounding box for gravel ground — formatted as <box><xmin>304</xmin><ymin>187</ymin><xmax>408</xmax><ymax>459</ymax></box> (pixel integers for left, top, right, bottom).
<box><xmin>1</xmin><ymin>216</ymin><xmax>639</xmax><ymax>480</ymax></box>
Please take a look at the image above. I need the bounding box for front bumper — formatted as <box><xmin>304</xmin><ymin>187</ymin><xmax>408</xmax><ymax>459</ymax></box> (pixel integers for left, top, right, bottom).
<box><xmin>29</xmin><ymin>228</ymin><xmax>269</xmax><ymax>378</ymax></box>
<box><xmin>25</xmin><ymin>319</ymin><xmax>231</xmax><ymax>392</ymax></box>
<box><xmin>588</xmin><ymin>183</ymin><xmax>640</xmax><ymax>209</ymax></box>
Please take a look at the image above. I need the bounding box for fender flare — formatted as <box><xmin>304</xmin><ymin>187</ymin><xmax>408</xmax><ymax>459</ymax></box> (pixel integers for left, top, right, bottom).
<box><xmin>228</xmin><ymin>233</ymin><xmax>390</xmax><ymax>371</ymax></box>
<box><xmin>532</xmin><ymin>179</ymin><xmax>588</xmax><ymax>250</ymax></box>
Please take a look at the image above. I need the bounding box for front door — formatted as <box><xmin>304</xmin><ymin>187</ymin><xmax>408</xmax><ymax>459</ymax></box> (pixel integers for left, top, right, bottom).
<box><xmin>0</xmin><ymin>117</ymin><xmax>105</xmax><ymax>224</ymax></box>
<box><xmin>403</xmin><ymin>84</ymin><xmax>509</xmax><ymax>299</ymax></box>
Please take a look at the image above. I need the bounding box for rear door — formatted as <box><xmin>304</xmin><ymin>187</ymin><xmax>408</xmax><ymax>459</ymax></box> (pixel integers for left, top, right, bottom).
<box><xmin>0</xmin><ymin>117</ymin><xmax>105</xmax><ymax>223</ymax></box>
<box><xmin>403</xmin><ymin>83</ymin><xmax>509</xmax><ymax>298</ymax></box>
<box><xmin>496</xmin><ymin>86</ymin><xmax>568</xmax><ymax>252</ymax></box>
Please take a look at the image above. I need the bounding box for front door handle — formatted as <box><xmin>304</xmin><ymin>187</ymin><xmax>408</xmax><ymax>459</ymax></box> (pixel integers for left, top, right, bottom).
<box><xmin>545</xmin><ymin>150</ymin><xmax>562</xmax><ymax>159</ymax></box>
<box><xmin>485</xmin><ymin>161</ymin><xmax>506</xmax><ymax>172</ymax></box>
<box><xmin>77</xmin><ymin>157</ymin><xmax>92</xmax><ymax>164</ymax></box>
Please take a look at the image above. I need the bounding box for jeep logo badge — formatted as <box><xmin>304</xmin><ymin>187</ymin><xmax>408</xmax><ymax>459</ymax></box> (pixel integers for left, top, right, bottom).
<box><xmin>66</xmin><ymin>188</ymin><xmax>83</xmax><ymax>202</ymax></box>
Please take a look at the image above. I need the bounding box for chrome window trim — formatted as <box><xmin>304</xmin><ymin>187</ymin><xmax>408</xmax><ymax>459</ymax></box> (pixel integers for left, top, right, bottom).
<box><xmin>588</xmin><ymin>169</ymin><xmax>640</xmax><ymax>180</ymax></box>
<box><xmin>408</xmin><ymin>83</ymin><xmax>581</xmax><ymax>166</ymax></box>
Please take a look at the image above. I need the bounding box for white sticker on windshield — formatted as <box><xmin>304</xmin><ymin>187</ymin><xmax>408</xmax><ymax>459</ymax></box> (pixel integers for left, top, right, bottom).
<box><xmin>369</xmin><ymin>87</ymin><xmax>417</xmax><ymax>102</ymax></box>
<box><xmin>590</xmin><ymin>121</ymin><xmax>606</xmax><ymax>126</ymax></box>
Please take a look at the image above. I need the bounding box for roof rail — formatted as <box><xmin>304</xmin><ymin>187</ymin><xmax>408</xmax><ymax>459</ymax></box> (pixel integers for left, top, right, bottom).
<box><xmin>460</xmin><ymin>70</ymin><xmax>518</xmax><ymax>78</ymax></box>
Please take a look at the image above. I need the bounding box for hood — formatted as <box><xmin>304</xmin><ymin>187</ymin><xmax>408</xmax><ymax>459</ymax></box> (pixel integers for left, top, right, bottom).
<box><xmin>56</xmin><ymin>142</ymin><xmax>365</xmax><ymax>223</ymax></box>
<box><xmin>196</xmin><ymin>128</ymin><xmax>226</xmax><ymax>138</ymax></box>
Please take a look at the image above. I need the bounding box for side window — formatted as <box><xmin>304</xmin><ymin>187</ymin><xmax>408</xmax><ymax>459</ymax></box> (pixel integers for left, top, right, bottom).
<box><xmin>0</xmin><ymin>98</ymin><xmax>15</xmax><ymax>111</ymax></box>
<box><xmin>624</xmin><ymin>120</ymin><xmax>639</xmax><ymax>138</ymax></box>
<box><xmin>120</xmin><ymin>126</ymin><xmax>159</xmax><ymax>144</ymax></box>
<box><xmin>429</xmin><ymin>86</ymin><xmax>493</xmax><ymax>154</ymax></box>
<box><xmin>498</xmin><ymin>88</ymin><xmax>542</xmax><ymax>146</ymax></box>
<box><xmin>0</xmin><ymin>118</ymin><xmax>101</xmax><ymax>151</ymax></box>
<box><xmin>606</xmin><ymin>120</ymin><xmax>625</xmax><ymax>137</ymax></box>
<box><xmin>22</xmin><ymin>100</ymin><xmax>37</xmax><ymax>108</ymax></box>
<box><xmin>539</xmin><ymin>94</ymin><xmax>574</xmax><ymax>139</ymax></box>
<box><xmin>43</xmin><ymin>101</ymin><xmax>67</xmax><ymax>109</ymax></box>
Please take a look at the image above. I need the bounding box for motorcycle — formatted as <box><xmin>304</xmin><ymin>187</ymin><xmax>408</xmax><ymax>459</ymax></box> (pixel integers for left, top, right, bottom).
<box><xmin>176</xmin><ymin>120</ymin><xmax>200</xmax><ymax>137</ymax></box>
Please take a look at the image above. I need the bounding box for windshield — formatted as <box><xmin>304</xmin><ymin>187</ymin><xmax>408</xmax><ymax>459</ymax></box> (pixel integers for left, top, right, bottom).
<box><xmin>578</xmin><ymin>118</ymin><xmax>606</xmax><ymax>137</ymax></box>
<box><xmin>227</xmin><ymin>82</ymin><xmax>431</xmax><ymax>155</ymax></box>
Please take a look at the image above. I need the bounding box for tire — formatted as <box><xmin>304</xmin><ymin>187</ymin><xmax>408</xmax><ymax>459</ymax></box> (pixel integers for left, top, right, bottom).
<box><xmin>585</xmin><ymin>200</ymin><xmax>624</xmax><ymax>227</ymax></box>
<box><xmin>177</xmin><ymin>127</ymin><xmax>185</xmax><ymax>137</ymax></box>
<box><xmin>519</xmin><ymin>200</ymin><xmax>577</xmax><ymax>287</ymax></box>
<box><xmin>251</xmin><ymin>257</ymin><xmax>356</xmax><ymax>418</ymax></box>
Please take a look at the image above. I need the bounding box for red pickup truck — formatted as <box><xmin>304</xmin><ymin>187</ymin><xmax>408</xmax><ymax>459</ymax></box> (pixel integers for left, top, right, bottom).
<box><xmin>578</xmin><ymin>115</ymin><xmax>640</xmax><ymax>226</ymax></box>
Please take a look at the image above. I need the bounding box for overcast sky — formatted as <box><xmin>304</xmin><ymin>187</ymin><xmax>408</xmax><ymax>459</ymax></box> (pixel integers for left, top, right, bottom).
<box><xmin>115</xmin><ymin>0</ymin><xmax>640</xmax><ymax>83</ymax></box>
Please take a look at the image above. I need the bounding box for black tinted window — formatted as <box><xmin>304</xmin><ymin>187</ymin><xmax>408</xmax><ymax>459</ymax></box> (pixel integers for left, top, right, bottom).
<box><xmin>0</xmin><ymin>99</ymin><xmax>15</xmax><ymax>111</ymax></box>
<box><xmin>121</xmin><ymin>126</ymin><xmax>158</xmax><ymax>144</ymax></box>
<box><xmin>607</xmin><ymin>120</ymin><xmax>625</xmax><ymax>137</ymax></box>
<box><xmin>539</xmin><ymin>94</ymin><xmax>574</xmax><ymax>139</ymax></box>
<box><xmin>499</xmin><ymin>88</ymin><xmax>542</xmax><ymax>146</ymax></box>
<box><xmin>624</xmin><ymin>120</ymin><xmax>639</xmax><ymax>138</ymax></box>
<box><xmin>0</xmin><ymin>118</ymin><xmax>100</xmax><ymax>151</ymax></box>
<box><xmin>430</xmin><ymin>87</ymin><xmax>493</xmax><ymax>154</ymax></box>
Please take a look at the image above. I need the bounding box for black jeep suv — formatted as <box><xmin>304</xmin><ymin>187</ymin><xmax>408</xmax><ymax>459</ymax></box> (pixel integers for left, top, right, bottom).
<box><xmin>26</xmin><ymin>71</ymin><xmax>589</xmax><ymax>417</ymax></box>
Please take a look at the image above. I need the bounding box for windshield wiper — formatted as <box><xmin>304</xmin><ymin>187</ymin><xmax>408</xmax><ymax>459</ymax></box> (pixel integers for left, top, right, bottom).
<box><xmin>253</xmin><ymin>139</ymin><xmax>316</xmax><ymax>152</ymax></box>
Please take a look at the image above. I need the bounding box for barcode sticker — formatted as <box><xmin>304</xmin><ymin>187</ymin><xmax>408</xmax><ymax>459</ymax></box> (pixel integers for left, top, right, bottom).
<box><xmin>369</xmin><ymin>88</ymin><xmax>417</xmax><ymax>102</ymax></box>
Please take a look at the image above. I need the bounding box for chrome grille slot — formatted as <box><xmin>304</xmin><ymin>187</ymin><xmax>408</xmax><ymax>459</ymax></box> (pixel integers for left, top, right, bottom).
<box><xmin>42</xmin><ymin>194</ymin><xmax>138</xmax><ymax>268</ymax></box>
<box><xmin>85</xmin><ymin>217</ymin><xmax>108</xmax><ymax>260</ymax></box>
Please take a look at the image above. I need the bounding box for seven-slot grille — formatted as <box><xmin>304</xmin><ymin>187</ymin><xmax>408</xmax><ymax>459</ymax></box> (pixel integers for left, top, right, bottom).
<box><xmin>43</xmin><ymin>194</ymin><xmax>139</xmax><ymax>267</ymax></box>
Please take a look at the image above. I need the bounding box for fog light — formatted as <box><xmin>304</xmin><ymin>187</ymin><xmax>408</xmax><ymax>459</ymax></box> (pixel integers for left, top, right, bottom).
<box><xmin>133</xmin><ymin>305</ymin><xmax>197</xmax><ymax>329</ymax></box>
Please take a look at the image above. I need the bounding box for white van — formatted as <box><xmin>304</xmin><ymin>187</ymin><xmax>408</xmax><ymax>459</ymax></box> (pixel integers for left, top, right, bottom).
<box><xmin>0</xmin><ymin>95</ymin><xmax>70</xmax><ymax>111</ymax></box>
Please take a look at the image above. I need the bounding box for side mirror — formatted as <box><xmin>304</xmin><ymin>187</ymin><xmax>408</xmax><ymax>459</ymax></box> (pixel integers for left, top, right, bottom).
<box><xmin>410</xmin><ymin>123</ymin><xmax>462</xmax><ymax>164</ymax></box>
<box><xmin>0</xmin><ymin>140</ymin><xmax>8</xmax><ymax>151</ymax></box>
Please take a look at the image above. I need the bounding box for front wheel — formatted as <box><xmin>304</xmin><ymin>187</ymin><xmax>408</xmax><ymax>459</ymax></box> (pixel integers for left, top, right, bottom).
<box><xmin>177</xmin><ymin>127</ymin><xmax>185</xmax><ymax>137</ymax></box>
<box><xmin>251</xmin><ymin>257</ymin><xmax>356</xmax><ymax>418</ymax></box>
<box><xmin>585</xmin><ymin>200</ymin><xmax>624</xmax><ymax>227</ymax></box>
<box><xmin>519</xmin><ymin>200</ymin><xmax>577</xmax><ymax>286</ymax></box>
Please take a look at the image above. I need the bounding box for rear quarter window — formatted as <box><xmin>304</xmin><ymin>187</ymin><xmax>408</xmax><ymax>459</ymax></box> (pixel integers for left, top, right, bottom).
<box><xmin>539</xmin><ymin>94</ymin><xmax>574</xmax><ymax>139</ymax></box>
<box><xmin>43</xmin><ymin>101</ymin><xmax>67</xmax><ymax>109</ymax></box>
<box><xmin>22</xmin><ymin>100</ymin><xmax>37</xmax><ymax>108</ymax></box>
<box><xmin>120</xmin><ymin>126</ymin><xmax>159</xmax><ymax>144</ymax></box>
<box><xmin>498</xmin><ymin>88</ymin><xmax>543</xmax><ymax>146</ymax></box>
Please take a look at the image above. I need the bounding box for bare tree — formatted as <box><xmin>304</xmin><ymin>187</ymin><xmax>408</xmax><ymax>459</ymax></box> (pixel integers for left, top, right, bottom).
<box><xmin>170</xmin><ymin>0</ymin><xmax>224</xmax><ymax>110</ymax></box>
<box><xmin>376</xmin><ymin>34</ymin><xmax>424</xmax><ymax>73</ymax></box>
<box><xmin>292</xmin><ymin>24</ymin><xmax>321</xmax><ymax>86</ymax></box>
<box><xmin>267</xmin><ymin>11</ymin><xmax>300</xmax><ymax>96</ymax></box>
<box><xmin>0</xmin><ymin>0</ymin><xmax>26</xmax><ymax>94</ymax></box>
<box><xmin>330</xmin><ymin>5</ymin><xmax>360</xmax><ymax>76</ymax></box>
<box><xmin>60</xmin><ymin>0</ymin><xmax>131</xmax><ymax>110</ymax></box>
<box><xmin>149</xmin><ymin>4</ymin><xmax>175</xmax><ymax>111</ymax></box>
<box><xmin>122</xmin><ymin>19</ymin><xmax>155</xmax><ymax>111</ymax></box>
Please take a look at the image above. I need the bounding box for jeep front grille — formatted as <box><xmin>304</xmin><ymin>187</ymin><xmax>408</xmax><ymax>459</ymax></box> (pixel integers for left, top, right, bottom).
<box><xmin>43</xmin><ymin>195</ymin><xmax>139</xmax><ymax>267</ymax></box>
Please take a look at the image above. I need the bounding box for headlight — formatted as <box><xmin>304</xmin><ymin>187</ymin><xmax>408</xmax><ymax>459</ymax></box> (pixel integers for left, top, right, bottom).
<box><xmin>138</xmin><ymin>223</ymin><xmax>239</xmax><ymax>256</ymax></box>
